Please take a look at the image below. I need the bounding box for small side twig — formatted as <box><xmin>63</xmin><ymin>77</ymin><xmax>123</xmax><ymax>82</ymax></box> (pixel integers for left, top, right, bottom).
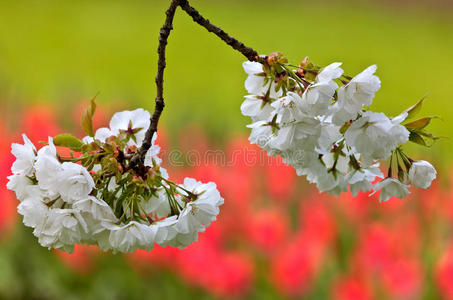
<box><xmin>131</xmin><ymin>0</ymin><xmax>259</xmax><ymax>169</ymax></box>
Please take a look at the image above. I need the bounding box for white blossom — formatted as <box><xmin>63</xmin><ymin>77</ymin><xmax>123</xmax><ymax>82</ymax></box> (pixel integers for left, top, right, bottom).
<box><xmin>243</xmin><ymin>61</ymin><xmax>266</xmax><ymax>95</ymax></box>
<box><xmin>316</xmin><ymin>171</ymin><xmax>343</xmax><ymax>194</ymax></box>
<box><xmin>268</xmin><ymin>93</ymin><xmax>321</xmax><ymax>151</ymax></box>
<box><xmin>299</xmin><ymin>62</ymin><xmax>343</xmax><ymax>117</ymax></box>
<box><xmin>82</xmin><ymin>127</ymin><xmax>115</xmax><ymax>144</ymax></box>
<box><xmin>154</xmin><ymin>216</ymin><xmax>178</xmax><ymax>246</ymax></box>
<box><xmin>141</xmin><ymin>187</ymin><xmax>171</xmax><ymax>219</ymax></box>
<box><xmin>317</xmin><ymin>121</ymin><xmax>342</xmax><ymax>154</ymax></box>
<box><xmin>17</xmin><ymin>192</ymin><xmax>50</xmax><ymax>233</ymax></box>
<box><xmin>332</xmin><ymin>65</ymin><xmax>381</xmax><ymax>125</ymax></box>
<box><xmin>288</xmin><ymin>150</ymin><xmax>325</xmax><ymax>179</ymax></box>
<box><xmin>109</xmin><ymin>108</ymin><xmax>150</xmax><ymax>145</ymax></box>
<box><xmin>175</xmin><ymin>178</ymin><xmax>223</xmax><ymax>235</ymax></box>
<box><xmin>166</xmin><ymin>231</ymin><xmax>199</xmax><ymax>249</ymax></box>
<box><xmin>240</xmin><ymin>95</ymin><xmax>274</xmax><ymax>121</ymax></box>
<box><xmin>322</xmin><ymin>174</ymin><xmax>348</xmax><ymax>197</ymax></box>
<box><xmin>372</xmin><ymin>177</ymin><xmax>410</xmax><ymax>202</ymax></box>
<box><xmin>241</xmin><ymin>57</ymin><xmax>433</xmax><ymax>201</ymax></box>
<box><xmin>345</xmin><ymin>164</ymin><xmax>383</xmax><ymax>196</ymax></box>
<box><xmin>322</xmin><ymin>152</ymin><xmax>350</xmax><ymax>174</ymax></box>
<box><xmin>37</xmin><ymin>208</ymin><xmax>85</xmax><ymax>253</ymax></box>
<box><xmin>34</xmin><ymin>137</ymin><xmax>63</xmax><ymax>195</ymax></box>
<box><xmin>73</xmin><ymin>196</ymin><xmax>117</xmax><ymax>223</ymax></box>
<box><xmin>58</xmin><ymin>162</ymin><xmax>95</xmax><ymax>203</ymax></box>
<box><xmin>11</xmin><ymin>134</ymin><xmax>36</xmax><ymax>176</ymax></box>
<box><xmin>10</xmin><ymin>106</ymin><xmax>225</xmax><ymax>254</ymax></box>
<box><xmin>144</xmin><ymin>134</ymin><xmax>162</xmax><ymax>166</ymax></box>
<box><xmin>7</xmin><ymin>174</ymin><xmax>34</xmax><ymax>201</ymax></box>
<box><xmin>344</xmin><ymin>112</ymin><xmax>409</xmax><ymax>165</ymax></box>
<box><xmin>95</xmin><ymin>127</ymin><xmax>114</xmax><ymax>142</ymax></box>
<box><xmin>247</xmin><ymin>121</ymin><xmax>273</xmax><ymax>150</ymax></box>
<box><xmin>108</xmin><ymin>221</ymin><xmax>157</xmax><ymax>253</ymax></box>
<box><xmin>271</xmin><ymin>92</ymin><xmax>305</xmax><ymax>123</ymax></box>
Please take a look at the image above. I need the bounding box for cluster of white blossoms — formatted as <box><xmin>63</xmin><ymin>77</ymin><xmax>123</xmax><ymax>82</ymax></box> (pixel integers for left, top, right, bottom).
<box><xmin>7</xmin><ymin>105</ymin><xmax>223</xmax><ymax>253</ymax></box>
<box><xmin>241</xmin><ymin>52</ymin><xmax>437</xmax><ymax>201</ymax></box>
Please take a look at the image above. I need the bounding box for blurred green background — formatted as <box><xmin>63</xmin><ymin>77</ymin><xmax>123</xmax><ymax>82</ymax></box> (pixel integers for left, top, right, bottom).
<box><xmin>1</xmin><ymin>1</ymin><xmax>453</xmax><ymax>299</ymax></box>
<box><xmin>0</xmin><ymin>0</ymin><xmax>452</xmax><ymax>162</ymax></box>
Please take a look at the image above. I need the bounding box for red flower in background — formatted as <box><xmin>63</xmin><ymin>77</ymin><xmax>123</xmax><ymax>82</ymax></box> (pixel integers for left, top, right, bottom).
<box><xmin>130</xmin><ymin>246</ymin><xmax>180</xmax><ymax>270</ymax></box>
<box><xmin>176</xmin><ymin>238</ymin><xmax>254</xmax><ymax>298</ymax></box>
<box><xmin>298</xmin><ymin>196</ymin><xmax>336</xmax><ymax>249</ymax></box>
<box><xmin>336</xmin><ymin>190</ymin><xmax>372</xmax><ymax>223</ymax></box>
<box><xmin>355</xmin><ymin>224</ymin><xmax>395</xmax><ymax>274</ymax></box>
<box><xmin>332</xmin><ymin>276</ymin><xmax>373</xmax><ymax>300</ymax></box>
<box><xmin>2</xmin><ymin>103</ymin><xmax>452</xmax><ymax>299</ymax></box>
<box><xmin>381</xmin><ymin>258</ymin><xmax>422</xmax><ymax>299</ymax></box>
<box><xmin>21</xmin><ymin>105</ymin><xmax>60</xmax><ymax>145</ymax></box>
<box><xmin>265</xmin><ymin>155</ymin><xmax>296</xmax><ymax>203</ymax></box>
<box><xmin>0</xmin><ymin>188</ymin><xmax>16</xmax><ymax>237</ymax></box>
<box><xmin>246</xmin><ymin>208</ymin><xmax>289</xmax><ymax>254</ymax></box>
<box><xmin>0</xmin><ymin>123</ymin><xmax>17</xmax><ymax>236</ymax></box>
<box><xmin>436</xmin><ymin>244</ymin><xmax>453</xmax><ymax>300</ymax></box>
<box><xmin>55</xmin><ymin>244</ymin><xmax>97</xmax><ymax>274</ymax></box>
<box><xmin>271</xmin><ymin>239</ymin><xmax>315</xmax><ymax>297</ymax></box>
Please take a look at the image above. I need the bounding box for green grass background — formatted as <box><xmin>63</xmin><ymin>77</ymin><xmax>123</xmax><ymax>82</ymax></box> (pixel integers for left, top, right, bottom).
<box><xmin>0</xmin><ymin>0</ymin><xmax>452</xmax><ymax>165</ymax></box>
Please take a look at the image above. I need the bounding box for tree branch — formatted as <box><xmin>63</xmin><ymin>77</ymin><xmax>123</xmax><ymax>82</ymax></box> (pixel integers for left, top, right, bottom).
<box><xmin>130</xmin><ymin>0</ymin><xmax>179</xmax><ymax>168</ymax></box>
<box><xmin>178</xmin><ymin>0</ymin><xmax>259</xmax><ymax>61</ymax></box>
<box><xmin>131</xmin><ymin>0</ymin><xmax>259</xmax><ymax>169</ymax></box>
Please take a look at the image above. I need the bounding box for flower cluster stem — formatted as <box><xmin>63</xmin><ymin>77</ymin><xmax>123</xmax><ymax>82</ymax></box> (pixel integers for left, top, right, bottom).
<box><xmin>131</xmin><ymin>0</ymin><xmax>259</xmax><ymax>169</ymax></box>
<box><xmin>178</xmin><ymin>0</ymin><xmax>259</xmax><ymax>61</ymax></box>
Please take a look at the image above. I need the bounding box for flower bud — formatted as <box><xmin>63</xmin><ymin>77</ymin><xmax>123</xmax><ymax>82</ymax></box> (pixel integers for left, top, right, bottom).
<box><xmin>131</xmin><ymin>175</ymin><xmax>144</xmax><ymax>185</ymax></box>
<box><xmin>297</xmin><ymin>56</ymin><xmax>309</xmax><ymax>76</ymax></box>
<box><xmin>117</xmin><ymin>162</ymin><xmax>123</xmax><ymax>174</ymax></box>
<box><xmin>408</xmin><ymin>160</ymin><xmax>436</xmax><ymax>189</ymax></box>
<box><xmin>126</xmin><ymin>145</ymin><xmax>138</xmax><ymax>154</ymax></box>
<box><xmin>266</xmin><ymin>52</ymin><xmax>287</xmax><ymax>66</ymax></box>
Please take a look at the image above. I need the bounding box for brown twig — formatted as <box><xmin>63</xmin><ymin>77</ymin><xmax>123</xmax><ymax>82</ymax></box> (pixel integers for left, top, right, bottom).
<box><xmin>131</xmin><ymin>0</ymin><xmax>259</xmax><ymax>169</ymax></box>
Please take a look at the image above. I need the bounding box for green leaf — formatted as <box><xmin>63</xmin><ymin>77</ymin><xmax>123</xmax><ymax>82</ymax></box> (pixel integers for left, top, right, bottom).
<box><xmin>405</xmin><ymin>116</ymin><xmax>437</xmax><ymax>130</ymax></box>
<box><xmin>403</xmin><ymin>94</ymin><xmax>427</xmax><ymax>120</ymax></box>
<box><xmin>408</xmin><ymin>131</ymin><xmax>426</xmax><ymax>146</ymax></box>
<box><xmin>81</xmin><ymin>93</ymin><xmax>98</xmax><ymax>137</ymax></box>
<box><xmin>53</xmin><ymin>134</ymin><xmax>84</xmax><ymax>151</ymax></box>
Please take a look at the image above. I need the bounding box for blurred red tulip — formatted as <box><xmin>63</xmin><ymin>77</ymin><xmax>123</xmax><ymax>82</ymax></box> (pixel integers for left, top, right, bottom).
<box><xmin>336</xmin><ymin>191</ymin><xmax>372</xmax><ymax>223</ymax></box>
<box><xmin>299</xmin><ymin>197</ymin><xmax>336</xmax><ymax>247</ymax></box>
<box><xmin>332</xmin><ymin>276</ymin><xmax>373</xmax><ymax>300</ymax></box>
<box><xmin>5</xmin><ymin>103</ymin><xmax>453</xmax><ymax>299</ymax></box>
<box><xmin>264</xmin><ymin>155</ymin><xmax>296</xmax><ymax>203</ymax></box>
<box><xmin>21</xmin><ymin>105</ymin><xmax>60</xmax><ymax>145</ymax></box>
<box><xmin>381</xmin><ymin>258</ymin><xmax>422</xmax><ymax>300</ymax></box>
<box><xmin>355</xmin><ymin>224</ymin><xmax>393</xmax><ymax>274</ymax></box>
<box><xmin>0</xmin><ymin>124</ymin><xmax>18</xmax><ymax>236</ymax></box>
<box><xmin>270</xmin><ymin>239</ymin><xmax>315</xmax><ymax>297</ymax></box>
<box><xmin>54</xmin><ymin>244</ymin><xmax>96</xmax><ymax>274</ymax></box>
<box><xmin>436</xmin><ymin>244</ymin><xmax>453</xmax><ymax>300</ymax></box>
<box><xmin>0</xmin><ymin>190</ymin><xmax>17</xmax><ymax>237</ymax></box>
<box><xmin>177</xmin><ymin>238</ymin><xmax>254</xmax><ymax>298</ymax></box>
<box><xmin>246</xmin><ymin>208</ymin><xmax>289</xmax><ymax>254</ymax></box>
